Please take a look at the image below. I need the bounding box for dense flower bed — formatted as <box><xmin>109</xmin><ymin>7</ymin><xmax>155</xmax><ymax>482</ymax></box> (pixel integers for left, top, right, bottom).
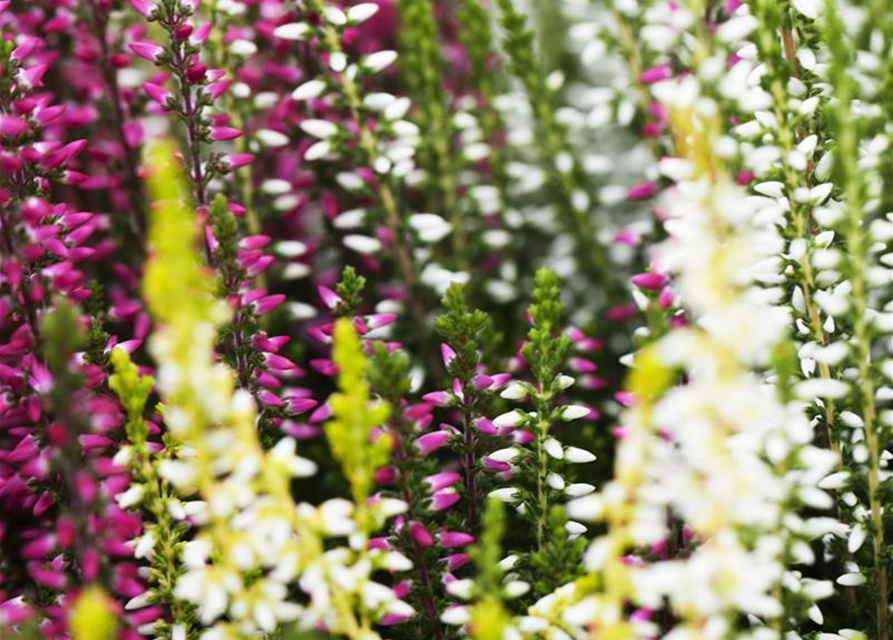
<box><xmin>0</xmin><ymin>1</ymin><xmax>890</xmax><ymax>640</ymax></box>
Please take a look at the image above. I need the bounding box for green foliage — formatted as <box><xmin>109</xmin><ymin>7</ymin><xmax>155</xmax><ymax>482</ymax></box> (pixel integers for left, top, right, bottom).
<box><xmin>495</xmin><ymin>1</ymin><xmax>615</xmax><ymax>294</ymax></box>
<box><xmin>41</xmin><ymin>299</ymin><xmax>85</xmax><ymax>378</ymax></box>
<box><xmin>523</xmin><ymin>268</ymin><xmax>570</xmax><ymax>391</ymax></box>
<box><xmin>108</xmin><ymin>349</ymin><xmax>155</xmax><ymax>447</ymax></box>
<box><xmin>435</xmin><ymin>283</ymin><xmax>492</xmax><ymax>383</ymax></box>
<box><xmin>326</xmin><ymin>320</ymin><xmax>392</xmax><ymax>506</ymax></box>
<box><xmin>209</xmin><ymin>194</ymin><xmax>239</xmax><ymax>280</ymax></box>
<box><xmin>527</xmin><ymin>506</ymin><xmax>587</xmax><ymax>596</ymax></box>
<box><xmin>457</xmin><ymin>0</ymin><xmax>496</xmax><ymax>90</ymax></box>
<box><xmin>368</xmin><ymin>343</ymin><xmax>412</xmax><ymax>404</ymax></box>
<box><xmin>83</xmin><ymin>317</ymin><xmax>111</xmax><ymax>369</ymax></box>
<box><xmin>334</xmin><ymin>265</ymin><xmax>367</xmax><ymax>319</ymax></box>
<box><xmin>397</xmin><ymin>0</ymin><xmax>464</xmax><ymax>262</ymax></box>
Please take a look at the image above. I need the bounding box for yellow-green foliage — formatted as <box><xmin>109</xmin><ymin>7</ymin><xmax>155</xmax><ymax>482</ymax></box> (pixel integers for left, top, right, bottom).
<box><xmin>326</xmin><ymin>319</ymin><xmax>392</xmax><ymax>506</ymax></box>
<box><xmin>69</xmin><ymin>586</ymin><xmax>117</xmax><ymax>640</ymax></box>
<box><xmin>469</xmin><ymin>595</ymin><xmax>511</xmax><ymax>640</ymax></box>
<box><xmin>108</xmin><ymin>348</ymin><xmax>154</xmax><ymax>446</ymax></box>
<box><xmin>141</xmin><ymin>142</ymin><xmax>231</xmax><ymax>437</ymax></box>
<box><xmin>143</xmin><ymin>142</ymin><xmax>222</xmax><ymax>329</ymax></box>
<box><xmin>469</xmin><ymin>499</ymin><xmax>510</xmax><ymax>640</ymax></box>
<box><xmin>626</xmin><ymin>345</ymin><xmax>673</xmax><ymax>406</ymax></box>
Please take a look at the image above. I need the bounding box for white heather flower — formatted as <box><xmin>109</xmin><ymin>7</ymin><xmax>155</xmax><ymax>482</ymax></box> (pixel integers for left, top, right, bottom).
<box><xmin>544</xmin><ymin>437</ymin><xmax>564</xmax><ymax>459</ymax></box>
<box><xmin>274</xmin><ymin>22</ymin><xmax>310</xmax><ymax>41</ymax></box>
<box><xmin>792</xmin><ymin>0</ymin><xmax>820</xmax><ymax>20</ymax></box>
<box><xmin>342</xmin><ymin>234</ymin><xmax>381</xmax><ymax>255</ymax></box>
<box><xmin>132</xmin><ymin>531</ymin><xmax>157</xmax><ymax>560</ymax></box>
<box><xmin>836</xmin><ymin>573</ymin><xmax>867</xmax><ymax>587</ymax></box>
<box><xmin>329</xmin><ymin>51</ymin><xmax>348</xmax><ymax>72</ymax></box>
<box><xmin>546</xmin><ymin>472</ymin><xmax>566</xmax><ymax>491</ymax></box>
<box><xmin>256</xmin><ymin>129</ymin><xmax>289</xmax><ymax>148</ymax></box>
<box><xmin>304</xmin><ymin>140</ymin><xmax>332</xmax><ymax>161</ymax></box>
<box><xmin>567</xmin><ymin>494</ymin><xmax>604</xmax><ymax>521</ymax></box>
<box><xmin>560</xmin><ymin>405</ymin><xmax>590</xmax><ymax>421</ymax></box>
<box><xmin>116</xmin><ymin>485</ymin><xmax>145</xmax><ymax>509</ymax></box>
<box><xmin>347</xmin><ymin>3</ymin><xmax>379</xmax><ymax>23</ymax></box>
<box><xmin>441</xmin><ymin>606</ymin><xmax>469</xmax><ymax>625</ymax></box>
<box><xmin>300</xmin><ymin>119</ymin><xmax>338</xmax><ymax>139</ymax></box>
<box><xmin>291</xmin><ymin>79</ymin><xmax>327</xmax><ymax>101</ymax></box>
<box><xmin>446</xmin><ymin>579</ymin><xmax>474</xmax><ymax>599</ymax></box>
<box><xmin>500</xmin><ymin>383</ymin><xmax>527</xmax><ymax>400</ymax></box>
<box><xmin>565</xmin><ymin>447</ymin><xmax>596</xmax><ymax>463</ymax></box>
<box><xmin>794</xmin><ymin>378</ymin><xmax>849</xmax><ymax>400</ymax></box>
<box><xmin>488</xmin><ymin>488</ymin><xmax>520</xmax><ymax>503</ymax></box>
<box><xmin>269</xmin><ymin>437</ymin><xmax>317</xmax><ymax>477</ymax></box>
<box><xmin>493</xmin><ymin>410</ymin><xmax>524</xmax><ymax>427</ymax></box>
<box><xmin>505</xmin><ymin>580</ymin><xmax>531</xmax><ymax>598</ymax></box>
<box><xmin>489</xmin><ymin>447</ymin><xmax>521</xmax><ymax>463</ymax></box>
<box><xmin>363</xmin><ymin>50</ymin><xmax>398</xmax><ymax>74</ymax></box>
<box><xmin>323</xmin><ymin>6</ymin><xmax>347</xmax><ymax>25</ymax></box>
<box><xmin>408</xmin><ymin>213</ymin><xmax>452</xmax><ymax>243</ymax></box>
<box><xmin>229</xmin><ymin>39</ymin><xmax>257</xmax><ymax>56</ymax></box>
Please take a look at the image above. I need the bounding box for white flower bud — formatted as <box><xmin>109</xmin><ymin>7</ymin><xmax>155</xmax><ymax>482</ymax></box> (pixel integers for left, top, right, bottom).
<box><xmin>565</xmin><ymin>447</ymin><xmax>596</xmax><ymax>463</ymax></box>
<box><xmin>500</xmin><ymin>383</ymin><xmax>527</xmax><ymax>400</ymax></box>
<box><xmin>291</xmin><ymin>79</ymin><xmax>327</xmax><ymax>101</ymax></box>
<box><xmin>274</xmin><ymin>23</ymin><xmax>311</xmax><ymax>41</ymax></box>
<box><xmin>561</xmin><ymin>405</ymin><xmax>590</xmax><ymax>421</ymax></box>
<box><xmin>488</xmin><ymin>487</ymin><xmax>520</xmax><ymax>503</ymax></box>
<box><xmin>363</xmin><ymin>50</ymin><xmax>398</xmax><ymax>73</ymax></box>
<box><xmin>489</xmin><ymin>447</ymin><xmax>521</xmax><ymax>463</ymax></box>
<box><xmin>347</xmin><ymin>3</ymin><xmax>380</xmax><ymax>23</ymax></box>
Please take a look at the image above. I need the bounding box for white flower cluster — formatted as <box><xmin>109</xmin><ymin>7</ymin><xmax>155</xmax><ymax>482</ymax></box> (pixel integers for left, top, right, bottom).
<box><xmin>142</xmin><ymin>313</ymin><xmax>415</xmax><ymax>640</ymax></box>
<box><xmin>500</xmin><ymin>1</ymin><xmax>868</xmax><ymax>637</ymax></box>
<box><xmin>285</xmin><ymin>0</ymin><xmax>476</xmax><ymax>298</ymax></box>
<box><xmin>485</xmin><ymin>381</ymin><xmax>597</xmax><ymax>537</ymax></box>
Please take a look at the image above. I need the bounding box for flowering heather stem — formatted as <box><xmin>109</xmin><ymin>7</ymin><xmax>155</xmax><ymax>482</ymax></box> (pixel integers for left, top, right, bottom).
<box><xmin>824</xmin><ymin>5</ymin><xmax>887</xmax><ymax>635</ymax></box>
<box><xmin>398</xmin><ymin>0</ymin><xmax>466</xmax><ymax>267</ymax></box>
<box><xmin>462</xmin><ymin>400</ymin><xmax>480</xmax><ymax>535</ymax></box>
<box><xmin>391</xmin><ymin>440</ymin><xmax>447</xmax><ymax>640</ymax></box>
<box><xmin>86</xmin><ymin>0</ymin><xmax>146</xmax><ymax>238</ymax></box>
<box><xmin>749</xmin><ymin>0</ymin><xmax>841</xmax><ymax>452</ymax></box>
<box><xmin>456</xmin><ymin>0</ymin><xmax>511</xmax><ymax>229</ymax></box>
<box><xmin>495</xmin><ymin>0</ymin><xmax>618</xmax><ymax>299</ymax></box>
<box><xmin>204</xmin><ymin>19</ymin><xmax>260</xmax><ymax>236</ymax></box>
<box><xmin>305</xmin><ymin>2</ymin><xmax>429</xmax><ymax>334</ymax></box>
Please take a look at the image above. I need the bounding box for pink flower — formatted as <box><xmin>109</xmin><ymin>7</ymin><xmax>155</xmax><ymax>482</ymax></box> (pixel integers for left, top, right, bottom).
<box><xmin>426</xmin><ymin>472</ymin><xmax>460</xmax><ymax>491</ymax></box>
<box><xmin>224</xmin><ymin>153</ymin><xmax>255</xmax><ymax>169</ymax></box>
<box><xmin>414</xmin><ymin>430</ymin><xmax>452</xmax><ymax>455</ymax></box>
<box><xmin>440</xmin><ymin>344</ymin><xmax>456</xmax><ymax>367</ymax></box>
<box><xmin>128</xmin><ymin>42</ymin><xmax>164</xmax><ymax>63</ymax></box>
<box><xmin>430</xmin><ymin>490</ymin><xmax>460</xmax><ymax>512</ymax></box>
<box><xmin>640</xmin><ymin>63</ymin><xmax>672</xmax><ymax>84</ymax></box>
<box><xmin>128</xmin><ymin>0</ymin><xmax>156</xmax><ymax>17</ymax></box>
<box><xmin>143</xmin><ymin>82</ymin><xmax>172</xmax><ymax>104</ymax></box>
<box><xmin>627</xmin><ymin>181</ymin><xmax>659</xmax><ymax>201</ymax></box>
<box><xmin>630</xmin><ymin>272</ymin><xmax>667</xmax><ymax>291</ymax></box>
<box><xmin>439</xmin><ymin>532</ymin><xmax>474</xmax><ymax>547</ymax></box>
<box><xmin>421</xmin><ymin>390</ymin><xmax>451</xmax><ymax>406</ymax></box>
<box><xmin>409</xmin><ymin>522</ymin><xmax>434</xmax><ymax>547</ymax></box>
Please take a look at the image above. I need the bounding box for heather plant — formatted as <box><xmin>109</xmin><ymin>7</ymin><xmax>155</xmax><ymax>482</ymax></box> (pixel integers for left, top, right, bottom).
<box><xmin>0</xmin><ymin>1</ymin><xmax>889</xmax><ymax>640</ymax></box>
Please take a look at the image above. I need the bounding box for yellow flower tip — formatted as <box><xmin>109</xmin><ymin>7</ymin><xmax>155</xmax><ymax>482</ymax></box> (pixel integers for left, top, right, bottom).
<box><xmin>469</xmin><ymin>596</ymin><xmax>510</xmax><ymax>640</ymax></box>
<box><xmin>69</xmin><ymin>586</ymin><xmax>118</xmax><ymax>640</ymax></box>
<box><xmin>626</xmin><ymin>346</ymin><xmax>673</xmax><ymax>404</ymax></box>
